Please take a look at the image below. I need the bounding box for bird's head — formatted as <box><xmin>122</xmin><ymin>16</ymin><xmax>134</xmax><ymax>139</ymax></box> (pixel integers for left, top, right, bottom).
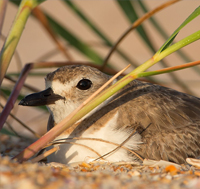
<box><xmin>19</xmin><ymin>65</ymin><xmax>112</xmax><ymax>125</ymax></box>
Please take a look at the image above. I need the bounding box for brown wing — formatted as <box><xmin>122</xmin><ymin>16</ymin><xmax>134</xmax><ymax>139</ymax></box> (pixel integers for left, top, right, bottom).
<box><xmin>115</xmin><ymin>80</ymin><xmax>200</xmax><ymax>163</ymax></box>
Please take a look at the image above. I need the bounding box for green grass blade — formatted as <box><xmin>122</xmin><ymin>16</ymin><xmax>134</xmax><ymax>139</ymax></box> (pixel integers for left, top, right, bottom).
<box><xmin>1</xmin><ymin>87</ymin><xmax>25</xmax><ymax>100</ymax></box>
<box><xmin>158</xmin><ymin>30</ymin><xmax>200</xmax><ymax>61</ymax></box>
<box><xmin>136</xmin><ymin>0</ymin><xmax>200</xmax><ymax>75</ymax></box>
<box><xmin>63</xmin><ymin>0</ymin><xmax>139</xmax><ymax>67</ymax></box>
<box><xmin>0</xmin><ymin>128</ymin><xmax>18</xmax><ymax>137</ymax></box>
<box><xmin>10</xmin><ymin>1</ymin><xmax>105</xmax><ymax>66</ymax></box>
<box><xmin>45</xmin><ymin>13</ymin><xmax>104</xmax><ymax>65</ymax></box>
<box><xmin>133</xmin><ymin>31</ymin><xmax>200</xmax><ymax>75</ymax></box>
<box><xmin>117</xmin><ymin>0</ymin><xmax>194</xmax><ymax>94</ymax></box>
<box><xmin>0</xmin><ymin>0</ymin><xmax>8</xmax><ymax>36</ymax></box>
<box><xmin>135</xmin><ymin>0</ymin><xmax>169</xmax><ymax>39</ymax></box>
<box><xmin>63</xmin><ymin>0</ymin><xmax>111</xmax><ymax>46</ymax></box>
<box><xmin>116</xmin><ymin>0</ymin><xmax>156</xmax><ymax>52</ymax></box>
<box><xmin>0</xmin><ymin>0</ymin><xmax>45</xmax><ymax>86</ymax></box>
<box><xmin>157</xmin><ymin>6</ymin><xmax>200</xmax><ymax>54</ymax></box>
<box><xmin>138</xmin><ymin>61</ymin><xmax>200</xmax><ymax>78</ymax></box>
<box><xmin>1</xmin><ymin>87</ymin><xmax>48</xmax><ymax>111</ymax></box>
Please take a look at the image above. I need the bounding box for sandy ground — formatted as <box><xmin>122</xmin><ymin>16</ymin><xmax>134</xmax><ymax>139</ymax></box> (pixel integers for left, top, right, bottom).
<box><xmin>1</xmin><ymin>134</ymin><xmax>200</xmax><ymax>189</ymax></box>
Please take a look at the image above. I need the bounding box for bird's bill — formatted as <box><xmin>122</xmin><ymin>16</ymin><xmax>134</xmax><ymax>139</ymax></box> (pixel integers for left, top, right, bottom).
<box><xmin>19</xmin><ymin>88</ymin><xmax>64</xmax><ymax>106</ymax></box>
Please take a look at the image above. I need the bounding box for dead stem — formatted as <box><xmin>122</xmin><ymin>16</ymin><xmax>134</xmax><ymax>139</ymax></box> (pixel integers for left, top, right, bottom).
<box><xmin>43</xmin><ymin>142</ymin><xmax>103</xmax><ymax>162</ymax></box>
<box><xmin>93</xmin><ymin>130</ymin><xmax>142</xmax><ymax>162</ymax></box>
<box><xmin>32</xmin><ymin>7</ymin><xmax>74</xmax><ymax>61</ymax></box>
<box><xmin>5</xmin><ymin>121</ymin><xmax>21</xmax><ymax>137</ymax></box>
<box><xmin>4</xmin><ymin>75</ymin><xmax>40</xmax><ymax>93</ymax></box>
<box><xmin>0</xmin><ymin>0</ymin><xmax>8</xmax><ymax>36</ymax></box>
<box><xmin>101</xmin><ymin>0</ymin><xmax>181</xmax><ymax>70</ymax></box>
<box><xmin>0</xmin><ymin>64</ymin><xmax>33</xmax><ymax>130</ymax></box>
<box><xmin>49</xmin><ymin>134</ymin><xmax>143</xmax><ymax>162</ymax></box>
<box><xmin>31</xmin><ymin>146</ymin><xmax>60</xmax><ymax>163</ymax></box>
<box><xmin>0</xmin><ymin>102</ymin><xmax>41</xmax><ymax>138</ymax></box>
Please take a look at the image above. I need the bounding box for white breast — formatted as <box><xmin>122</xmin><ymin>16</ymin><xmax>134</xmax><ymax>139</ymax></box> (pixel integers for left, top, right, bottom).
<box><xmin>47</xmin><ymin>112</ymin><xmax>142</xmax><ymax>164</ymax></box>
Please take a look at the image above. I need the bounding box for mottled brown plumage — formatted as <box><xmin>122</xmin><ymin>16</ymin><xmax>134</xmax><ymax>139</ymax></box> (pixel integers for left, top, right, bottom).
<box><xmin>19</xmin><ymin>65</ymin><xmax>200</xmax><ymax>164</ymax></box>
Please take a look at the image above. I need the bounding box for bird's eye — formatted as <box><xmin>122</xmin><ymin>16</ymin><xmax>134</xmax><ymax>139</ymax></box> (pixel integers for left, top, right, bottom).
<box><xmin>76</xmin><ymin>79</ymin><xmax>92</xmax><ymax>90</ymax></box>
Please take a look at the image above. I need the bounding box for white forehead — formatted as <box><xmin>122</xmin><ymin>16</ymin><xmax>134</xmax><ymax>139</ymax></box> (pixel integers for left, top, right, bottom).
<box><xmin>45</xmin><ymin>72</ymin><xmax>100</xmax><ymax>95</ymax></box>
<box><xmin>46</xmin><ymin>79</ymin><xmax>77</xmax><ymax>95</ymax></box>
<box><xmin>45</xmin><ymin>69</ymin><xmax>110</xmax><ymax>94</ymax></box>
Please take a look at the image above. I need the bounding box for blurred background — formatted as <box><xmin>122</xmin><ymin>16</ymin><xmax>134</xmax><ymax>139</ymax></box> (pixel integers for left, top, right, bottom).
<box><xmin>1</xmin><ymin>0</ymin><xmax>200</xmax><ymax>138</ymax></box>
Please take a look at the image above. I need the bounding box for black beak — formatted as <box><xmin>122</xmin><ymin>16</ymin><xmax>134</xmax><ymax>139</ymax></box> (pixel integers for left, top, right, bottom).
<box><xmin>19</xmin><ymin>88</ymin><xmax>64</xmax><ymax>106</ymax></box>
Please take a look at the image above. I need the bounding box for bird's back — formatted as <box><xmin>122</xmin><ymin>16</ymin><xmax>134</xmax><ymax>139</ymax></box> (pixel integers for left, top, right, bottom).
<box><xmin>110</xmin><ymin>79</ymin><xmax>200</xmax><ymax>163</ymax></box>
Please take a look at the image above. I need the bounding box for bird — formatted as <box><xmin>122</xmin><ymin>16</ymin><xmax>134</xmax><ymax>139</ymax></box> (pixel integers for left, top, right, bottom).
<box><xmin>19</xmin><ymin>65</ymin><xmax>200</xmax><ymax>164</ymax></box>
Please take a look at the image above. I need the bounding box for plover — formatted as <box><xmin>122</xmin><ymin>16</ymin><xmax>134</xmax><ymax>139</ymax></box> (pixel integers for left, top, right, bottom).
<box><xmin>19</xmin><ymin>65</ymin><xmax>200</xmax><ymax>164</ymax></box>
